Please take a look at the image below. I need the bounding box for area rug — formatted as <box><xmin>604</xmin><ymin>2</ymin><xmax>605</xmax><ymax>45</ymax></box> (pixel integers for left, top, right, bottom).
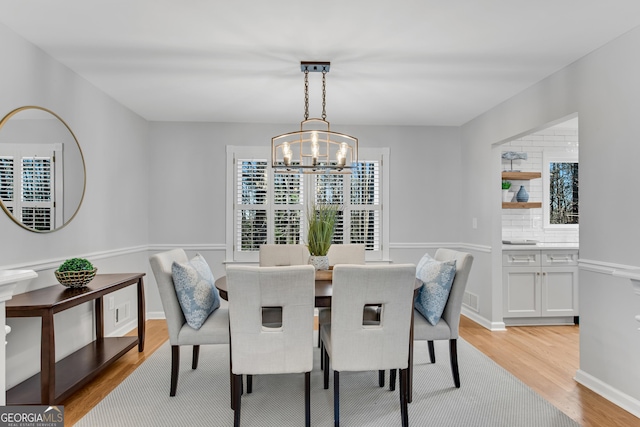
<box><xmin>76</xmin><ymin>339</ymin><xmax>579</xmax><ymax>426</ymax></box>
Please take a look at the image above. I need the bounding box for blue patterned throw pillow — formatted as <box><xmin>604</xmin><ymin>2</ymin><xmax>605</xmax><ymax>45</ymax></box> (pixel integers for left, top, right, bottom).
<box><xmin>171</xmin><ymin>253</ymin><xmax>220</xmax><ymax>330</ymax></box>
<box><xmin>414</xmin><ymin>253</ymin><xmax>456</xmax><ymax>326</ymax></box>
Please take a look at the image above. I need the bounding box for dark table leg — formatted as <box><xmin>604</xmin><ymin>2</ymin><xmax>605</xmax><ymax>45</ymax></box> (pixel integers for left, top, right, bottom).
<box><xmin>137</xmin><ymin>278</ymin><xmax>146</xmax><ymax>351</ymax></box>
<box><xmin>95</xmin><ymin>297</ymin><xmax>104</xmax><ymax>340</ymax></box>
<box><xmin>41</xmin><ymin>310</ymin><xmax>55</xmax><ymax>404</ymax></box>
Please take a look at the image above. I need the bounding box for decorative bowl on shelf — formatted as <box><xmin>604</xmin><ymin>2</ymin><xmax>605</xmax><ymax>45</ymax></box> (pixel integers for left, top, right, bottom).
<box><xmin>55</xmin><ymin>268</ymin><xmax>97</xmax><ymax>288</ymax></box>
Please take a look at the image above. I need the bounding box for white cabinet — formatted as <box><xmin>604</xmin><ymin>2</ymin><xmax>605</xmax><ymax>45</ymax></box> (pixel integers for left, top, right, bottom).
<box><xmin>503</xmin><ymin>249</ymin><xmax>578</xmax><ymax>324</ymax></box>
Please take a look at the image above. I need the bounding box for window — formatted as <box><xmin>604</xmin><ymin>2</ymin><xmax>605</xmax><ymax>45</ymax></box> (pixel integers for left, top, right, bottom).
<box><xmin>543</xmin><ymin>151</ymin><xmax>578</xmax><ymax>227</ymax></box>
<box><xmin>227</xmin><ymin>146</ymin><xmax>389</xmax><ymax>262</ymax></box>
<box><xmin>0</xmin><ymin>144</ymin><xmax>61</xmax><ymax>231</ymax></box>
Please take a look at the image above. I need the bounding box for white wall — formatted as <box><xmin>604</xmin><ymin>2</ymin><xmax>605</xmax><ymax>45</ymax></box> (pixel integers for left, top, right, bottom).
<box><xmin>460</xmin><ymin>25</ymin><xmax>640</xmax><ymax>414</ymax></box>
<box><xmin>0</xmin><ymin>24</ymin><xmax>150</xmax><ymax>388</ymax></box>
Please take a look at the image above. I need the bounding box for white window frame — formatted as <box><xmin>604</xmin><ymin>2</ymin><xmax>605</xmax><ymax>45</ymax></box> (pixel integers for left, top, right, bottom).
<box><xmin>543</xmin><ymin>150</ymin><xmax>579</xmax><ymax>229</ymax></box>
<box><xmin>226</xmin><ymin>145</ymin><xmax>389</xmax><ymax>263</ymax></box>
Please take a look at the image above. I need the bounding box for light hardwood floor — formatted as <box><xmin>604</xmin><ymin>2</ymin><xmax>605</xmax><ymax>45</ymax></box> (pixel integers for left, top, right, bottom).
<box><xmin>63</xmin><ymin>318</ymin><xmax>640</xmax><ymax>427</ymax></box>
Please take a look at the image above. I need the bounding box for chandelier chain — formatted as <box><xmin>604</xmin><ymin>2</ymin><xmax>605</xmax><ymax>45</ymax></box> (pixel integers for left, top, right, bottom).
<box><xmin>321</xmin><ymin>70</ymin><xmax>327</xmax><ymax>120</ymax></box>
<box><xmin>304</xmin><ymin>70</ymin><xmax>309</xmax><ymax>121</ymax></box>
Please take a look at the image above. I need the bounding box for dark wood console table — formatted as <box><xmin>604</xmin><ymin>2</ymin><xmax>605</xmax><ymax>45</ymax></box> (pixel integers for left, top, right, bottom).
<box><xmin>5</xmin><ymin>273</ymin><xmax>146</xmax><ymax>405</ymax></box>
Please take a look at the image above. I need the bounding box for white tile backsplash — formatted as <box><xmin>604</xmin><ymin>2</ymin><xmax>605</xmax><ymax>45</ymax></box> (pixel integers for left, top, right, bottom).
<box><xmin>502</xmin><ymin>127</ymin><xmax>579</xmax><ymax>244</ymax></box>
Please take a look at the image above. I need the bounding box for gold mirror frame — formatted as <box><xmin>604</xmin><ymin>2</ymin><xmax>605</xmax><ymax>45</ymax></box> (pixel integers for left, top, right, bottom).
<box><xmin>0</xmin><ymin>106</ymin><xmax>86</xmax><ymax>233</ymax></box>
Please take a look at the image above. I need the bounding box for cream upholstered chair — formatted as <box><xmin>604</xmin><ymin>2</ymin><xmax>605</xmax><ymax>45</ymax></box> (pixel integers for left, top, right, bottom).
<box><xmin>149</xmin><ymin>249</ymin><xmax>229</xmax><ymax>397</ymax></box>
<box><xmin>227</xmin><ymin>265</ymin><xmax>315</xmax><ymax>427</ymax></box>
<box><xmin>321</xmin><ymin>264</ymin><xmax>416</xmax><ymax>427</ymax></box>
<box><xmin>318</xmin><ymin>244</ymin><xmax>366</xmax><ymax>349</ymax></box>
<box><xmin>258</xmin><ymin>244</ymin><xmax>310</xmax><ymax>327</ymax></box>
<box><xmin>259</xmin><ymin>244</ymin><xmax>309</xmax><ymax>266</ymax></box>
<box><xmin>412</xmin><ymin>248</ymin><xmax>474</xmax><ymax>391</ymax></box>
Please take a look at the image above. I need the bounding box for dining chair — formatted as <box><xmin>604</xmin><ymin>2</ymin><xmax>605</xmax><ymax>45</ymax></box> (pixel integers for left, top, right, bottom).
<box><xmin>318</xmin><ymin>244</ymin><xmax>366</xmax><ymax>350</ymax></box>
<box><xmin>259</xmin><ymin>244</ymin><xmax>310</xmax><ymax>267</ymax></box>
<box><xmin>258</xmin><ymin>244</ymin><xmax>310</xmax><ymax>327</ymax></box>
<box><xmin>227</xmin><ymin>265</ymin><xmax>316</xmax><ymax>427</ymax></box>
<box><xmin>411</xmin><ymin>248</ymin><xmax>474</xmax><ymax>391</ymax></box>
<box><xmin>321</xmin><ymin>264</ymin><xmax>416</xmax><ymax>427</ymax></box>
<box><xmin>149</xmin><ymin>249</ymin><xmax>230</xmax><ymax>397</ymax></box>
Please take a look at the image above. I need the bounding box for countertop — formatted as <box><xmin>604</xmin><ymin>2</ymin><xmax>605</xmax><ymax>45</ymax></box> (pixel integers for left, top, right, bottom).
<box><xmin>502</xmin><ymin>242</ymin><xmax>579</xmax><ymax>251</ymax></box>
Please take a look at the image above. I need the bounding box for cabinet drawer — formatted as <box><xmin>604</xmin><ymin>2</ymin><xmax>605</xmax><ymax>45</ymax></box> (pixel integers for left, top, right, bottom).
<box><xmin>541</xmin><ymin>250</ymin><xmax>578</xmax><ymax>266</ymax></box>
<box><xmin>503</xmin><ymin>251</ymin><xmax>540</xmax><ymax>267</ymax></box>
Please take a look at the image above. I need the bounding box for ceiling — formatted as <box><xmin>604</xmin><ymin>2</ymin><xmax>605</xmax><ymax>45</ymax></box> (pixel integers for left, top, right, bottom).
<box><xmin>1</xmin><ymin>1</ymin><xmax>640</xmax><ymax>126</ymax></box>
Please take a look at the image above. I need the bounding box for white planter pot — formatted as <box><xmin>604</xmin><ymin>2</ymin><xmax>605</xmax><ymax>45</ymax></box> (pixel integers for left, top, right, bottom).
<box><xmin>308</xmin><ymin>255</ymin><xmax>329</xmax><ymax>271</ymax></box>
<box><xmin>502</xmin><ymin>189</ymin><xmax>513</xmax><ymax>202</ymax></box>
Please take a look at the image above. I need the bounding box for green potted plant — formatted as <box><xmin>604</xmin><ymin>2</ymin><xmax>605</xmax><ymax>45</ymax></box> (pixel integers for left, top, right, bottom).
<box><xmin>306</xmin><ymin>203</ymin><xmax>339</xmax><ymax>270</ymax></box>
<box><xmin>55</xmin><ymin>257</ymin><xmax>97</xmax><ymax>288</ymax></box>
<box><xmin>502</xmin><ymin>180</ymin><xmax>512</xmax><ymax>202</ymax></box>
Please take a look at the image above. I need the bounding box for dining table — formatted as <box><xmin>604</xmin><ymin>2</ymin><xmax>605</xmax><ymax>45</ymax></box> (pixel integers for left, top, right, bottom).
<box><xmin>214</xmin><ymin>268</ymin><xmax>422</xmax><ymax>403</ymax></box>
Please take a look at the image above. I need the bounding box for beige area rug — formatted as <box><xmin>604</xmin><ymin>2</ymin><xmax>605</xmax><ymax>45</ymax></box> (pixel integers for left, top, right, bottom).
<box><xmin>76</xmin><ymin>339</ymin><xmax>579</xmax><ymax>426</ymax></box>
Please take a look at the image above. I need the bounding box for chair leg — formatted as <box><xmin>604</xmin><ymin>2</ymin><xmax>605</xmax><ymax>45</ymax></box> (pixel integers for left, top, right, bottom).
<box><xmin>378</xmin><ymin>370</ymin><xmax>385</xmax><ymax>387</ymax></box>
<box><xmin>233</xmin><ymin>374</ymin><xmax>242</xmax><ymax>427</ymax></box>
<box><xmin>320</xmin><ymin>340</ymin><xmax>324</xmax><ymax>370</ymax></box>
<box><xmin>170</xmin><ymin>345</ymin><xmax>180</xmax><ymax>396</ymax></box>
<box><xmin>247</xmin><ymin>375</ymin><xmax>253</xmax><ymax>394</ymax></box>
<box><xmin>389</xmin><ymin>369</ymin><xmax>397</xmax><ymax>391</ymax></box>
<box><xmin>399</xmin><ymin>368</ymin><xmax>409</xmax><ymax>427</ymax></box>
<box><xmin>450</xmin><ymin>339</ymin><xmax>460</xmax><ymax>388</ymax></box>
<box><xmin>428</xmin><ymin>340</ymin><xmax>436</xmax><ymax>363</ymax></box>
<box><xmin>333</xmin><ymin>370</ymin><xmax>340</xmax><ymax>427</ymax></box>
<box><xmin>323</xmin><ymin>347</ymin><xmax>330</xmax><ymax>389</ymax></box>
<box><xmin>192</xmin><ymin>345</ymin><xmax>200</xmax><ymax>369</ymax></box>
<box><xmin>305</xmin><ymin>371</ymin><xmax>311</xmax><ymax>427</ymax></box>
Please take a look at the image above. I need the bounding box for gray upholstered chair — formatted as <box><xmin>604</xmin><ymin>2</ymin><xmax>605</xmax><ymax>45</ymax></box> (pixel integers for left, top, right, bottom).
<box><xmin>321</xmin><ymin>264</ymin><xmax>416</xmax><ymax>427</ymax></box>
<box><xmin>412</xmin><ymin>248</ymin><xmax>474</xmax><ymax>390</ymax></box>
<box><xmin>227</xmin><ymin>265</ymin><xmax>315</xmax><ymax>427</ymax></box>
<box><xmin>259</xmin><ymin>244</ymin><xmax>309</xmax><ymax>267</ymax></box>
<box><xmin>149</xmin><ymin>249</ymin><xmax>229</xmax><ymax>396</ymax></box>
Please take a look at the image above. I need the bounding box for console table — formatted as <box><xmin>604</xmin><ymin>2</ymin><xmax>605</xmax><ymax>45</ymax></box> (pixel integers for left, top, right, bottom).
<box><xmin>5</xmin><ymin>273</ymin><xmax>146</xmax><ymax>405</ymax></box>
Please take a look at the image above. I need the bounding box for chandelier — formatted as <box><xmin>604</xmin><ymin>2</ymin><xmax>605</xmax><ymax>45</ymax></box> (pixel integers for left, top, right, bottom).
<box><xmin>271</xmin><ymin>61</ymin><xmax>358</xmax><ymax>174</ymax></box>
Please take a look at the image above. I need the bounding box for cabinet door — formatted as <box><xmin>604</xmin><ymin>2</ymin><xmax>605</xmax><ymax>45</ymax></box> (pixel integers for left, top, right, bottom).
<box><xmin>503</xmin><ymin>267</ymin><xmax>541</xmax><ymax>317</ymax></box>
<box><xmin>541</xmin><ymin>266</ymin><xmax>578</xmax><ymax>316</ymax></box>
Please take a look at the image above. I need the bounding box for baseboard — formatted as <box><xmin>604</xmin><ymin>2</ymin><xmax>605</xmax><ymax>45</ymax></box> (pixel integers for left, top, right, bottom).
<box><xmin>146</xmin><ymin>311</ymin><xmax>166</xmax><ymax>320</ymax></box>
<box><xmin>575</xmin><ymin>369</ymin><xmax>640</xmax><ymax>418</ymax></box>
<box><xmin>107</xmin><ymin>318</ymin><xmax>138</xmax><ymax>338</ymax></box>
<box><xmin>461</xmin><ymin>308</ymin><xmax>506</xmax><ymax>331</ymax></box>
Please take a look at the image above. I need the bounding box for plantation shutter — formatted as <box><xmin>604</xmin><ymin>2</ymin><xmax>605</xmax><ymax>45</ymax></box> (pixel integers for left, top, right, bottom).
<box><xmin>228</xmin><ymin>146</ymin><xmax>388</xmax><ymax>263</ymax></box>
<box><xmin>0</xmin><ymin>156</ymin><xmax>14</xmax><ymax>214</ymax></box>
<box><xmin>235</xmin><ymin>159</ymin><xmax>269</xmax><ymax>253</ymax></box>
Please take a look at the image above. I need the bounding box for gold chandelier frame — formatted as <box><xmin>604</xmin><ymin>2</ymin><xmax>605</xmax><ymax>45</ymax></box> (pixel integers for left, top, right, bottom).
<box><xmin>271</xmin><ymin>62</ymin><xmax>358</xmax><ymax>174</ymax></box>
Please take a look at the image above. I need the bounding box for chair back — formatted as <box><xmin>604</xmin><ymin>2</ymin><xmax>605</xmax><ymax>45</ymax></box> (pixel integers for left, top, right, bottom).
<box><xmin>149</xmin><ymin>249</ymin><xmax>189</xmax><ymax>344</ymax></box>
<box><xmin>259</xmin><ymin>244</ymin><xmax>310</xmax><ymax>266</ymax></box>
<box><xmin>226</xmin><ymin>265</ymin><xmax>316</xmax><ymax>375</ymax></box>
<box><xmin>330</xmin><ymin>264</ymin><xmax>416</xmax><ymax>372</ymax></box>
<box><xmin>327</xmin><ymin>244</ymin><xmax>365</xmax><ymax>266</ymax></box>
<box><xmin>434</xmin><ymin>248</ymin><xmax>474</xmax><ymax>338</ymax></box>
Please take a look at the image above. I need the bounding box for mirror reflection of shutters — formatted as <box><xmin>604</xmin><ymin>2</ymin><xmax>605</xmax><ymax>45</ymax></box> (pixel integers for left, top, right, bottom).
<box><xmin>0</xmin><ymin>156</ymin><xmax>14</xmax><ymax>214</ymax></box>
<box><xmin>21</xmin><ymin>156</ymin><xmax>53</xmax><ymax>231</ymax></box>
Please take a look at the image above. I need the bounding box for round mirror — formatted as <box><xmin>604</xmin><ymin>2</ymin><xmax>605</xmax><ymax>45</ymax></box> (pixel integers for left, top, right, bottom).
<box><xmin>0</xmin><ymin>106</ymin><xmax>86</xmax><ymax>232</ymax></box>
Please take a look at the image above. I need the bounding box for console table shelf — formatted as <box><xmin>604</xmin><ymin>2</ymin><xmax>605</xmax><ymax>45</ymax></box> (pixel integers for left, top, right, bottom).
<box><xmin>5</xmin><ymin>273</ymin><xmax>145</xmax><ymax>405</ymax></box>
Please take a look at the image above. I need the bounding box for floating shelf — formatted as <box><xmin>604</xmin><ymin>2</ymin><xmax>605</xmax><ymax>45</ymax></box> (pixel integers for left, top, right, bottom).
<box><xmin>502</xmin><ymin>202</ymin><xmax>542</xmax><ymax>209</ymax></box>
<box><xmin>502</xmin><ymin>171</ymin><xmax>541</xmax><ymax>180</ymax></box>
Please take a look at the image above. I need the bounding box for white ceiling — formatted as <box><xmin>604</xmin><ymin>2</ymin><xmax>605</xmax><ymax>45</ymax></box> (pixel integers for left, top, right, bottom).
<box><xmin>1</xmin><ymin>1</ymin><xmax>640</xmax><ymax>126</ymax></box>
